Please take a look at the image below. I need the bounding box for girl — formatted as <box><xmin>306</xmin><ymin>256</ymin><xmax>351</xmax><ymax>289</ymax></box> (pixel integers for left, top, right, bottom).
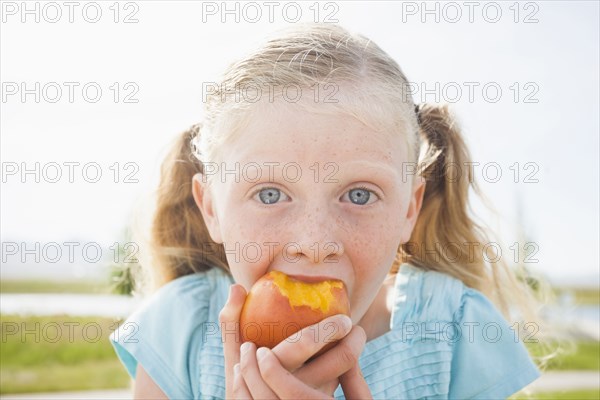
<box><xmin>111</xmin><ymin>23</ymin><xmax>545</xmax><ymax>399</ymax></box>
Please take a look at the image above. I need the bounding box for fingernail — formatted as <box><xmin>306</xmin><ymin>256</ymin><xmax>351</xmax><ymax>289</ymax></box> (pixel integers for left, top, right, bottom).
<box><xmin>340</xmin><ymin>315</ymin><xmax>352</xmax><ymax>332</ymax></box>
<box><xmin>256</xmin><ymin>347</ymin><xmax>269</xmax><ymax>361</ymax></box>
<box><xmin>240</xmin><ymin>341</ymin><xmax>251</xmax><ymax>355</ymax></box>
<box><xmin>228</xmin><ymin>284</ymin><xmax>234</xmax><ymax>300</ymax></box>
<box><xmin>233</xmin><ymin>363</ymin><xmax>240</xmax><ymax>376</ymax></box>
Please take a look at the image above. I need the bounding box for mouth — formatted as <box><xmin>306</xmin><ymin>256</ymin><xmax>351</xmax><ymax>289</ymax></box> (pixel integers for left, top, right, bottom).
<box><xmin>283</xmin><ymin>273</ymin><xmax>344</xmax><ymax>285</ymax></box>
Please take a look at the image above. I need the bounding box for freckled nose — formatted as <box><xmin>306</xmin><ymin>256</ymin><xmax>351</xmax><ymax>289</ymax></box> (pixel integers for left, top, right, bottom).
<box><xmin>285</xmin><ymin>205</ymin><xmax>345</xmax><ymax>264</ymax></box>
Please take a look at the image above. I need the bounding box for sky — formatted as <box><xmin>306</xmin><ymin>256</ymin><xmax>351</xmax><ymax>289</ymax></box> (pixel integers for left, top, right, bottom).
<box><xmin>1</xmin><ymin>1</ymin><xmax>599</xmax><ymax>286</ymax></box>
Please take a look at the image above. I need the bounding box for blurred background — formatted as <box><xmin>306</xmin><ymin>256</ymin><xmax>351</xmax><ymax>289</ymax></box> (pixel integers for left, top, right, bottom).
<box><xmin>1</xmin><ymin>1</ymin><xmax>598</xmax><ymax>398</ymax></box>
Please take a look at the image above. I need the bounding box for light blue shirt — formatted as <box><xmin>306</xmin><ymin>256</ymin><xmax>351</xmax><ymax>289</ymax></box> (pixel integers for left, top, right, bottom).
<box><xmin>110</xmin><ymin>263</ymin><xmax>541</xmax><ymax>399</ymax></box>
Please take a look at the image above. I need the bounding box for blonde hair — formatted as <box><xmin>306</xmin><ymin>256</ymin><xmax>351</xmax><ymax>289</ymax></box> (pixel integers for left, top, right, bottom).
<box><xmin>134</xmin><ymin>23</ymin><xmax>563</xmax><ymax>376</ymax></box>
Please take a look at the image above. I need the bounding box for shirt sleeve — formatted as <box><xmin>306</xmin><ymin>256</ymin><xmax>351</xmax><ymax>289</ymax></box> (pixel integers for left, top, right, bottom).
<box><xmin>109</xmin><ymin>273</ymin><xmax>212</xmax><ymax>400</ymax></box>
<box><xmin>448</xmin><ymin>288</ymin><xmax>541</xmax><ymax>399</ymax></box>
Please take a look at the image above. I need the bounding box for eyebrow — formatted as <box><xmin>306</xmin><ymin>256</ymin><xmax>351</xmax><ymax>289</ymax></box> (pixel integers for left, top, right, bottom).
<box><xmin>231</xmin><ymin>156</ymin><xmax>402</xmax><ymax>189</ymax></box>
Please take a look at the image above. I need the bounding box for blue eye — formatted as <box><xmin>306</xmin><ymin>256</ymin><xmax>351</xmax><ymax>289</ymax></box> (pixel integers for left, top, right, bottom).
<box><xmin>255</xmin><ymin>187</ymin><xmax>287</xmax><ymax>205</ymax></box>
<box><xmin>346</xmin><ymin>187</ymin><xmax>377</xmax><ymax>205</ymax></box>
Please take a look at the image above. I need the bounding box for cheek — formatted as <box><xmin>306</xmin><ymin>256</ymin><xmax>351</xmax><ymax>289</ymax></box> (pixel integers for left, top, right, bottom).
<box><xmin>348</xmin><ymin>231</ymin><xmax>396</xmax><ymax>281</ymax></box>
<box><xmin>345</xmin><ymin>213</ymin><xmax>402</xmax><ymax>292</ymax></box>
<box><xmin>220</xmin><ymin>213</ymin><xmax>284</xmax><ymax>291</ymax></box>
<box><xmin>344</xmin><ymin>209</ymin><xmax>404</xmax><ymax>259</ymax></box>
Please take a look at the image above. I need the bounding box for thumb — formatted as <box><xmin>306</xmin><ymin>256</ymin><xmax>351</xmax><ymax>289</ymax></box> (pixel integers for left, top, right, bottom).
<box><xmin>218</xmin><ymin>283</ymin><xmax>247</xmax><ymax>398</ymax></box>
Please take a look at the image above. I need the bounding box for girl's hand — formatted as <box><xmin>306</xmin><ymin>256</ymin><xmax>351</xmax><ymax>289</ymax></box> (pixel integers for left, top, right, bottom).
<box><xmin>244</xmin><ymin>322</ymin><xmax>372</xmax><ymax>399</ymax></box>
<box><xmin>219</xmin><ymin>284</ymin><xmax>248</xmax><ymax>400</ymax></box>
<box><xmin>219</xmin><ymin>284</ymin><xmax>373</xmax><ymax>399</ymax></box>
<box><xmin>339</xmin><ymin>359</ymin><xmax>373</xmax><ymax>400</ymax></box>
<box><xmin>295</xmin><ymin>326</ymin><xmax>372</xmax><ymax>400</ymax></box>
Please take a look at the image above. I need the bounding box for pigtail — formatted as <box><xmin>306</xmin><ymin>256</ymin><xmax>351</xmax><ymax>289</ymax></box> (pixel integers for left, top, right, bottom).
<box><xmin>395</xmin><ymin>104</ymin><xmax>544</xmax><ymax>326</ymax></box>
<box><xmin>144</xmin><ymin>124</ymin><xmax>229</xmax><ymax>290</ymax></box>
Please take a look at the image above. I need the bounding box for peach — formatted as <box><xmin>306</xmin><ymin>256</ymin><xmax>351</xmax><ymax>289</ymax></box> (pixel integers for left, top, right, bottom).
<box><xmin>239</xmin><ymin>271</ymin><xmax>351</xmax><ymax>355</ymax></box>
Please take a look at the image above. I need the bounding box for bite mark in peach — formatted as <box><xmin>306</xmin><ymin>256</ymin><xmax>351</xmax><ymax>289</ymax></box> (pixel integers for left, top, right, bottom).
<box><xmin>239</xmin><ymin>271</ymin><xmax>351</xmax><ymax>352</ymax></box>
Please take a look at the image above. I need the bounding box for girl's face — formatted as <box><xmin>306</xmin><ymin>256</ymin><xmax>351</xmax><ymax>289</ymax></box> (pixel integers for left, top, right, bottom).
<box><xmin>193</xmin><ymin>100</ymin><xmax>425</xmax><ymax>325</ymax></box>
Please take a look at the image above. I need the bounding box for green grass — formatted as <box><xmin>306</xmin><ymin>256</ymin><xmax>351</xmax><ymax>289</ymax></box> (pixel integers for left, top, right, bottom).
<box><xmin>512</xmin><ymin>389</ymin><xmax>600</xmax><ymax>399</ymax></box>
<box><xmin>1</xmin><ymin>312</ymin><xmax>598</xmax><ymax>394</ymax></box>
<box><xmin>526</xmin><ymin>341</ymin><xmax>600</xmax><ymax>371</ymax></box>
<box><xmin>0</xmin><ymin>314</ymin><xmax>130</xmax><ymax>394</ymax></box>
<box><xmin>552</xmin><ymin>342</ymin><xmax>600</xmax><ymax>370</ymax></box>
<box><xmin>1</xmin><ymin>279</ymin><xmax>113</xmax><ymax>294</ymax></box>
<box><xmin>1</xmin><ymin>360</ymin><xmax>130</xmax><ymax>394</ymax></box>
<box><xmin>553</xmin><ymin>287</ymin><xmax>600</xmax><ymax>305</ymax></box>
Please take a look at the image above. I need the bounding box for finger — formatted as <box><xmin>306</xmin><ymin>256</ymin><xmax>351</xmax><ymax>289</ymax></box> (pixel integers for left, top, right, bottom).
<box><xmin>233</xmin><ymin>363</ymin><xmax>252</xmax><ymax>400</ymax></box>
<box><xmin>295</xmin><ymin>325</ymin><xmax>367</xmax><ymax>389</ymax></box>
<box><xmin>272</xmin><ymin>314</ymin><xmax>352</xmax><ymax>372</ymax></box>
<box><xmin>303</xmin><ymin>378</ymin><xmax>341</xmax><ymax>398</ymax></box>
<box><xmin>219</xmin><ymin>284</ymin><xmax>247</xmax><ymax>398</ymax></box>
<box><xmin>339</xmin><ymin>362</ymin><xmax>372</xmax><ymax>400</ymax></box>
<box><xmin>322</xmin><ymin>379</ymin><xmax>341</xmax><ymax>398</ymax></box>
<box><xmin>239</xmin><ymin>341</ymin><xmax>278</xmax><ymax>399</ymax></box>
<box><xmin>257</xmin><ymin>347</ymin><xmax>333</xmax><ymax>400</ymax></box>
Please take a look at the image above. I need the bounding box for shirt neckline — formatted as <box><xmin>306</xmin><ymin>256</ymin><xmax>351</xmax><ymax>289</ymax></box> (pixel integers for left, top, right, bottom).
<box><xmin>360</xmin><ymin>262</ymin><xmax>420</xmax><ymax>351</ymax></box>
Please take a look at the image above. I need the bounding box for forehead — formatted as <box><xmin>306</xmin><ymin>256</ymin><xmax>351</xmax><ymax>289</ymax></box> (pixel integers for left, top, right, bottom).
<box><xmin>224</xmin><ymin>100</ymin><xmax>409</xmax><ymax>172</ymax></box>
